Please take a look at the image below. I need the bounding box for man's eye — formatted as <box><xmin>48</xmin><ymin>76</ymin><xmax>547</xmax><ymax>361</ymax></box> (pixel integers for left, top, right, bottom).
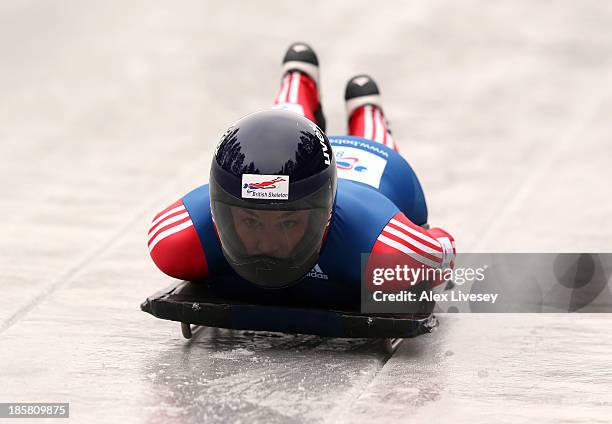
<box><xmin>242</xmin><ymin>218</ymin><xmax>259</xmax><ymax>228</ymax></box>
<box><xmin>281</xmin><ymin>220</ymin><xmax>298</xmax><ymax>230</ymax></box>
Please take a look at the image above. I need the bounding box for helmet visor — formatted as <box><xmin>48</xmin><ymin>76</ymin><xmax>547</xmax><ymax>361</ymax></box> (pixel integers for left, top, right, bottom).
<box><xmin>210</xmin><ymin>183</ymin><xmax>333</xmax><ymax>288</ymax></box>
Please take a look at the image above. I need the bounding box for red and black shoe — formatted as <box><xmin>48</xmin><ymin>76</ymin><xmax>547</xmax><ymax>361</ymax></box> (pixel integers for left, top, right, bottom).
<box><xmin>273</xmin><ymin>42</ymin><xmax>326</xmax><ymax>132</ymax></box>
<box><xmin>345</xmin><ymin>74</ymin><xmax>397</xmax><ymax>151</ymax></box>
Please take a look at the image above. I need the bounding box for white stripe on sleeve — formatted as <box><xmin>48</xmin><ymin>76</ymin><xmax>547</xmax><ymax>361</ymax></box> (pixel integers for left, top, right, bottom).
<box><xmin>148</xmin><ymin>220</ymin><xmax>194</xmax><ymax>252</ymax></box>
<box><xmin>149</xmin><ymin>205</ymin><xmax>186</xmax><ymax>231</ymax></box>
<box><xmin>149</xmin><ymin>212</ymin><xmax>190</xmax><ymax>238</ymax></box>
<box><xmin>377</xmin><ymin>234</ymin><xmax>440</xmax><ymax>268</ymax></box>
<box><xmin>389</xmin><ymin>218</ymin><xmax>440</xmax><ymax>247</ymax></box>
<box><xmin>382</xmin><ymin>226</ymin><xmax>443</xmax><ymax>258</ymax></box>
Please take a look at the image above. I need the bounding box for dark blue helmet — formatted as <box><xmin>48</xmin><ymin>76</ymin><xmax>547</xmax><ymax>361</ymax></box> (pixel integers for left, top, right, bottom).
<box><xmin>210</xmin><ymin>110</ymin><xmax>337</xmax><ymax>288</ymax></box>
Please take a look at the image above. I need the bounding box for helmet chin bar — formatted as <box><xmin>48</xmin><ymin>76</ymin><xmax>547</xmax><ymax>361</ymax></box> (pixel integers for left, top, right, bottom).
<box><xmin>229</xmin><ymin>249</ymin><xmax>321</xmax><ymax>288</ymax></box>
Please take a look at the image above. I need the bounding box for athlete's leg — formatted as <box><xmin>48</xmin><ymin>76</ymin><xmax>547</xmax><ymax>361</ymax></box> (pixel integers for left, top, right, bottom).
<box><xmin>273</xmin><ymin>42</ymin><xmax>326</xmax><ymax>131</ymax></box>
<box><xmin>345</xmin><ymin>75</ymin><xmax>397</xmax><ymax>151</ymax></box>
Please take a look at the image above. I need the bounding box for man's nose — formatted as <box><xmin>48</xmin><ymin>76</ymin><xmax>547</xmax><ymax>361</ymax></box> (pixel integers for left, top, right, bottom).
<box><xmin>256</xmin><ymin>234</ymin><xmax>282</xmax><ymax>256</ymax></box>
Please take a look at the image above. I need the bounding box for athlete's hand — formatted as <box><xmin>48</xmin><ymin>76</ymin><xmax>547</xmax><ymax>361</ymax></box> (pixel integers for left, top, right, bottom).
<box><xmin>429</xmin><ymin>227</ymin><xmax>456</xmax><ymax>269</ymax></box>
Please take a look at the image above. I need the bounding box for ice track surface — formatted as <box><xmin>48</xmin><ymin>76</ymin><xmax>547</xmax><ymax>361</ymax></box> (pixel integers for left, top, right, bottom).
<box><xmin>1</xmin><ymin>1</ymin><xmax>612</xmax><ymax>422</ymax></box>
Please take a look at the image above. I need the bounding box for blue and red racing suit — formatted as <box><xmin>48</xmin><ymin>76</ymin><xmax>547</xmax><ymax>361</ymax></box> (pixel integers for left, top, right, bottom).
<box><xmin>148</xmin><ymin>135</ymin><xmax>455</xmax><ymax>304</ymax></box>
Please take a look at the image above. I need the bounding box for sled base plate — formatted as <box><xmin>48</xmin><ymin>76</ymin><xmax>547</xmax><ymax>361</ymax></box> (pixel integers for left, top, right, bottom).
<box><xmin>141</xmin><ymin>281</ymin><xmax>437</xmax><ymax>339</ymax></box>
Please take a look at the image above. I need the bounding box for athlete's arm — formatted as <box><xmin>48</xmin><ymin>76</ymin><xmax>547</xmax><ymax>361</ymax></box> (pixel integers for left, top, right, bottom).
<box><xmin>147</xmin><ymin>199</ymin><xmax>208</xmax><ymax>281</ymax></box>
<box><xmin>370</xmin><ymin>211</ymin><xmax>456</xmax><ymax>284</ymax></box>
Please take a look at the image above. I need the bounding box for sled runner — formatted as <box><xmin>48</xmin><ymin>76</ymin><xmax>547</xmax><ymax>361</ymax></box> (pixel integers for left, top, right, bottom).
<box><xmin>141</xmin><ymin>280</ymin><xmax>438</xmax><ymax>354</ymax></box>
